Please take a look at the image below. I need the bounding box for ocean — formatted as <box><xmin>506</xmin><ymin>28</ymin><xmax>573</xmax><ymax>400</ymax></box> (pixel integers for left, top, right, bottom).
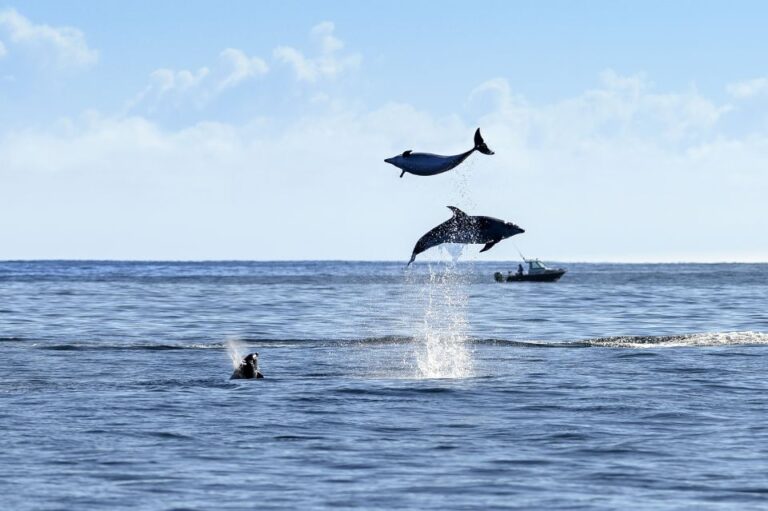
<box><xmin>1</xmin><ymin>260</ymin><xmax>767</xmax><ymax>510</ymax></box>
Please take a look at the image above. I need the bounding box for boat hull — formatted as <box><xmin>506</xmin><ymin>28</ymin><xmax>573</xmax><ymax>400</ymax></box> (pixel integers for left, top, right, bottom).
<box><xmin>495</xmin><ymin>270</ymin><xmax>566</xmax><ymax>282</ymax></box>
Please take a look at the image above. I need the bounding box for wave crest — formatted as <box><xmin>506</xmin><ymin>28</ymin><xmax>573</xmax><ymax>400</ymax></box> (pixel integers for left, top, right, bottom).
<box><xmin>582</xmin><ymin>331</ymin><xmax>768</xmax><ymax>348</ymax></box>
<box><xmin>13</xmin><ymin>331</ymin><xmax>768</xmax><ymax>351</ymax></box>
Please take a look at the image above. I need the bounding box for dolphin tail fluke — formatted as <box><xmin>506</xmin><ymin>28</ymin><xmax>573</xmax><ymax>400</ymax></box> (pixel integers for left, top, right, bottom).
<box><xmin>474</xmin><ymin>128</ymin><xmax>494</xmax><ymax>155</ymax></box>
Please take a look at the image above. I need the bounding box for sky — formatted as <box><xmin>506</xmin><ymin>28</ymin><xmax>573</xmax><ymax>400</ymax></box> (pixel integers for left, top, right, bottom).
<box><xmin>1</xmin><ymin>1</ymin><xmax>767</xmax><ymax>262</ymax></box>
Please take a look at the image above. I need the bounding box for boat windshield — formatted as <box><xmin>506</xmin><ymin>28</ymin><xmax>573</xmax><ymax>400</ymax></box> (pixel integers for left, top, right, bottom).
<box><xmin>528</xmin><ymin>260</ymin><xmax>546</xmax><ymax>270</ymax></box>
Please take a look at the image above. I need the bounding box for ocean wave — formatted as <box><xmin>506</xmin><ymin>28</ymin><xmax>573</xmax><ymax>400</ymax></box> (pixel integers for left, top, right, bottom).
<box><xmin>580</xmin><ymin>331</ymin><xmax>768</xmax><ymax>348</ymax></box>
<box><xmin>338</xmin><ymin>332</ymin><xmax>768</xmax><ymax>348</ymax></box>
<box><xmin>476</xmin><ymin>331</ymin><xmax>768</xmax><ymax>348</ymax></box>
<box><xmin>16</xmin><ymin>331</ymin><xmax>768</xmax><ymax>351</ymax></box>
<box><xmin>33</xmin><ymin>342</ymin><xmax>229</xmax><ymax>351</ymax></box>
<box><xmin>0</xmin><ymin>336</ymin><xmax>26</xmax><ymax>342</ymax></box>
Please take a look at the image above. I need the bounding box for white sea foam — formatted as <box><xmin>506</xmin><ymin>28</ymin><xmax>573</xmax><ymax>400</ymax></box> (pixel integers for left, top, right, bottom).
<box><xmin>587</xmin><ymin>331</ymin><xmax>768</xmax><ymax>348</ymax></box>
<box><xmin>405</xmin><ymin>247</ymin><xmax>475</xmax><ymax>379</ymax></box>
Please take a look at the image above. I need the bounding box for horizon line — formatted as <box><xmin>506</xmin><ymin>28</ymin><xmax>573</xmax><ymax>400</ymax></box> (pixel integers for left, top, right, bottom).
<box><xmin>1</xmin><ymin>258</ymin><xmax>766</xmax><ymax>265</ymax></box>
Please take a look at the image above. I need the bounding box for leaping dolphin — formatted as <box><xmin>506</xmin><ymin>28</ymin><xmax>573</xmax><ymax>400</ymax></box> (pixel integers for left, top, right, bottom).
<box><xmin>408</xmin><ymin>206</ymin><xmax>524</xmax><ymax>265</ymax></box>
<box><xmin>384</xmin><ymin>128</ymin><xmax>494</xmax><ymax>178</ymax></box>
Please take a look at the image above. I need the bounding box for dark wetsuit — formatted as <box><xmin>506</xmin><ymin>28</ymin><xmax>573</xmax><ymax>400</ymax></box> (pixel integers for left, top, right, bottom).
<box><xmin>230</xmin><ymin>353</ymin><xmax>264</xmax><ymax>379</ymax></box>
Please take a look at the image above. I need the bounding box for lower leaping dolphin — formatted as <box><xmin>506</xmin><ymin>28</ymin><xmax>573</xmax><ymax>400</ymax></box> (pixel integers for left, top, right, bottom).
<box><xmin>384</xmin><ymin>128</ymin><xmax>494</xmax><ymax>178</ymax></box>
<box><xmin>408</xmin><ymin>206</ymin><xmax>524</xmax><ymax>265</ymax></box>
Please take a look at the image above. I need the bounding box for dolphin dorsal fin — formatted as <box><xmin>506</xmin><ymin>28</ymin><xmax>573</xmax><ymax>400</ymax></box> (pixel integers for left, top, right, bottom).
<box><xmin>447</xmin><ymin>206</ymin><xmax>468</xmax><ymax>218</ymax></box>
<box><xmin>402</xmin><ymin>150</ymin><xmax>413</xmax><ymax>157</ymax></box>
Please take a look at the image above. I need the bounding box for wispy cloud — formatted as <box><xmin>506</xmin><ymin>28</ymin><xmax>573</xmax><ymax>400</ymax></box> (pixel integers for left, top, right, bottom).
<box><xmin>129</xmin><ymin>48</ymin><xmax>268</xmax><ymax>110</ymax></box>
<box><xmin>0</xmin><ymin>39</ymin><xmax>6</xmax><ymax>58</ymax></box>
<box><xmin>149</xmin><ymin>67</ymin><xmax>210</xmax><ymax>95</ymax></box>
<box><xmin>0</xmin><ymin>8</ymin><xmax>98</xmax><ymax>69</ymax></box>
<box><xmin>273</xmin><ymin>21</ymin><xmax>360</xmax><ymax>82</ymax></box>
<box><xmin>470</xmin><ymin>70</ymin><xmax>729</xmax><ymax>145</ymax></box>
<box><xmin>4</xmin><ymin>71</ymin><xmax>767</xmax><ymax>261</ymax></box>
<box><xmin>216</xmin><ymin>48</ymin><xmax>269</xmax><ymax>91</ymax></box>
<box><xmin>129</xmin><ymin>21</ymin><xmax>355</xmax><ymax>114</ymax></box>
<box><xmin>726</xmin><ymin>77</ymin><xmax>768</xmax><ymax>99</ymax></box>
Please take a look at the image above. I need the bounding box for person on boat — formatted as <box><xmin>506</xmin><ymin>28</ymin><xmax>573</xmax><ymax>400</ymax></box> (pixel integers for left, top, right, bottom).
<box><xmin>517</xmin><ymin>264</ymin><xmax>524</xmax><ymax>276</ymax></box>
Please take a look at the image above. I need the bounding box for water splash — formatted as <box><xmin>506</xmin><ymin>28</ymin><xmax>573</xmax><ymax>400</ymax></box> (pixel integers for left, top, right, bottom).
<box><xmin>398</xmin><ymin>158</ymin><xmax>480</xmax><ymax>379</ymax></box>
<box><xmin>225</xmin><ymin>338</ymin><xmax>246</xmax><ymax>369</ymax></box>
<box><xmin>406</xmin><ymin>246</ymin><xmax>475</xmax><ymax>379</ymax></box>
<box><xmin>452</xmin><ymin>158</ymin><xmax>478</xmax><ymax>212</ymax></box>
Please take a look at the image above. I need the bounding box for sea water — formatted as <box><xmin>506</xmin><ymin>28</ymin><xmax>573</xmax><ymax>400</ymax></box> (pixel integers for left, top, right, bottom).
<box><xmin>1</xmin><ymin>261</ymin><xmax>767</xmax><ymax>510</ymax></box>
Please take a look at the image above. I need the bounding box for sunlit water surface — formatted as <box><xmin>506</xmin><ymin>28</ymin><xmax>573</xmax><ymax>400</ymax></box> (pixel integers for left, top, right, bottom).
<box><xmin>1</xmin><ymin>261</ymin><xmax>767</xmax><ymax>510</ymax></box>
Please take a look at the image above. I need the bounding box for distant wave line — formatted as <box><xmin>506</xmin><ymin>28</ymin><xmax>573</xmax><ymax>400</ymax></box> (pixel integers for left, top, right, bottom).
<box><xmin>12</xmin><ymin>331</ymin><xmax>768</xmax><ymax>351</ymax></box>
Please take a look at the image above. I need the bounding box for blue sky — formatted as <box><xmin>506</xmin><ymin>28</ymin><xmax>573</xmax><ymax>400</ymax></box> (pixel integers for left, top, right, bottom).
<box><xmin>1</xmin><ymin>1</ymin><xmax>767</xmax><ymax>261</ymax></box>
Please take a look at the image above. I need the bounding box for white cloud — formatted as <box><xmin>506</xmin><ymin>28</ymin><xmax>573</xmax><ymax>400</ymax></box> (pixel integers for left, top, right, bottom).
<box><xmin>0</xmin><ymin>8</ymin><xmax>98</xmax><ymax>69</ymax></box>
<box><xmin>471</xmin><ymin>71</ymin><xmax>729</xmax><ymax>147</ymax></box>
<box><xmin>726</xmin><ymin>77</ymin><xmax>768</xmax><ymax>99</ymax></box>
<box><xmin>469</xmin><ymin>78</ymin><xmax>516</xmax><ymax>111</ymax></box>
<box><xmin>1</xmin><ymin>71</ymin><xmax>767</xmax><ymax>261</ymax></box>
<box><xmin>273</xmin><ymin>21</ymin><xmax>361</xmax><ymax>82</ymax></box>
<box><xmin>0</xmin><ymin>40</ymin><xmax>6</xmax><ymax>58</ymax></box>
<box><xmin>130</xmin><ymin>48</ymin><xmax>267</xmax><ymax>110</ymax></box>
<box><xmin>217</xmin><ymin>48</ymin><xmax>269</xmax><ymax>91</ymax></box>
<box><xmin>150</xmin><ymin>67</ymin><xmax>210</xmax><ymax>94</ymax></box>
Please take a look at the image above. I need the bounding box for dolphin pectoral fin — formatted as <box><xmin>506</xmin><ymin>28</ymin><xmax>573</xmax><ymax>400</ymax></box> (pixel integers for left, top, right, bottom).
<box><xmin>480</xmin><ymin>240</ymin><xmax>499</xmax><ymax>253</ymax></box>
<box><xmin>400</xmin><ymin>170</ymin><xmax>405</xmax><ymax>178</ymax></box>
